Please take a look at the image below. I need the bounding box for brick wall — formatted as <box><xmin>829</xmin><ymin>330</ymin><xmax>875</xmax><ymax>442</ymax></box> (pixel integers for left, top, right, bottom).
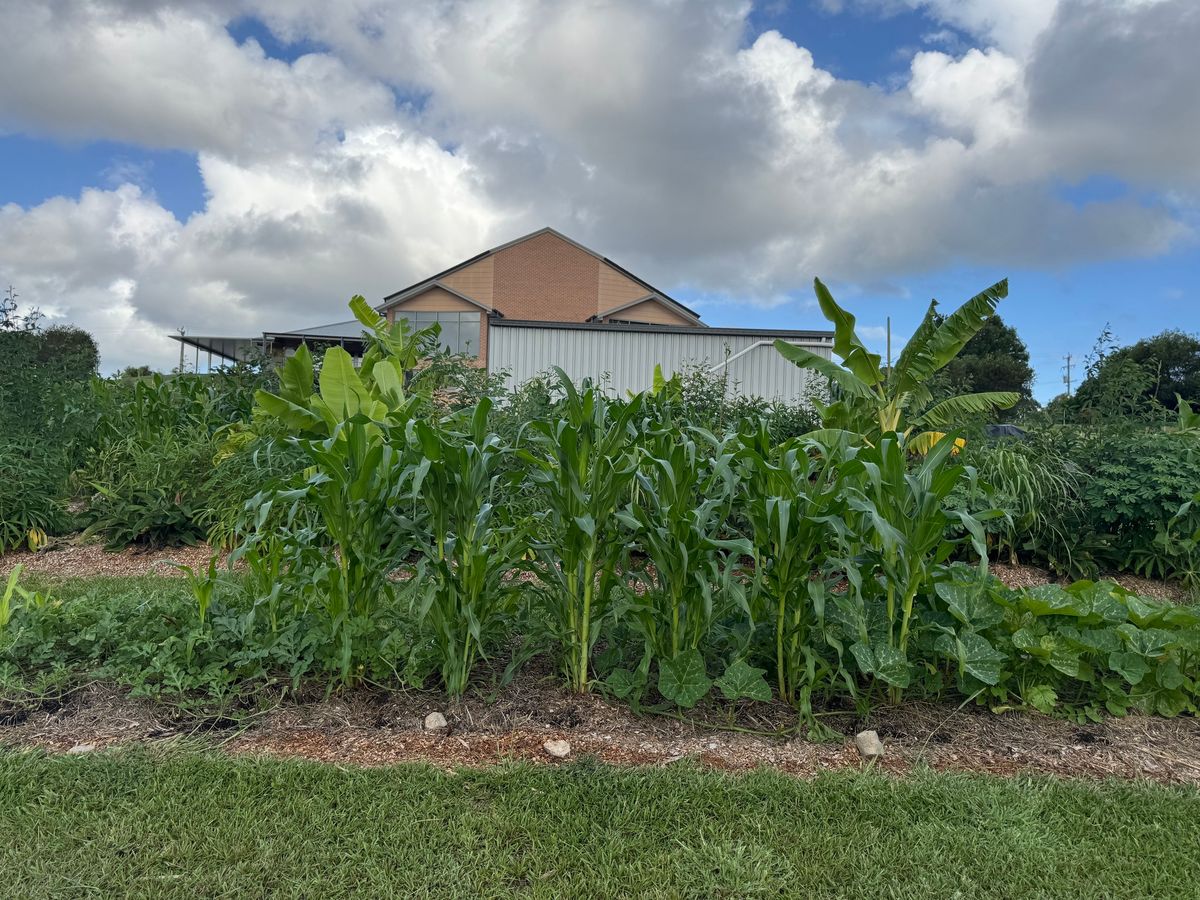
<box><xmin>492</xmin><ymin>232</ymin><xmax>600</xmax><ymax>321</ymax></box>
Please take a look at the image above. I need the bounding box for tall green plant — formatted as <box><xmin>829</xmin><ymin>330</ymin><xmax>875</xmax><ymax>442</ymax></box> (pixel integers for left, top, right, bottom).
<box><xmin>735</xmin><ymin>425</ymin><xmax>854</xmax><ymax>717</ymax></box>
<box><xmin>519</xmin><ymin>372</ymin><xmax>643</xmax><ymax>692</ymax></box>
<box><xmin>838</xmin><ymin>434</ymin><xmax>990</xmax><ymax>703</ymax></box>
<box><xmin>776</xmin><ymin>278</ymin><xmax>1018</xmax><ymax>443</ymax></box>
<box><xmin>401</xmin><ymin>400</ymin><xmax>529</xmax><ymax>696</ymax></box>
<box><xmin>617</xmin><ymin>426</ymin><xmax>750</xmax><ymax>664</ymax></box>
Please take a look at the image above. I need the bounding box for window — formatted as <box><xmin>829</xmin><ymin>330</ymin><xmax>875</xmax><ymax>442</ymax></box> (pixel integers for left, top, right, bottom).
<box><xmin>396</xmin><ymin>311</ymin><xmax>481</xmax><ymax>356</ymax></box>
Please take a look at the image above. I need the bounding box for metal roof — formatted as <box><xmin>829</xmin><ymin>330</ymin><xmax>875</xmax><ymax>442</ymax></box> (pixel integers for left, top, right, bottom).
<box><xmin>490</xmin><ymin>318</ymin><xmax>833</xmax><ymax>341</ymax></box>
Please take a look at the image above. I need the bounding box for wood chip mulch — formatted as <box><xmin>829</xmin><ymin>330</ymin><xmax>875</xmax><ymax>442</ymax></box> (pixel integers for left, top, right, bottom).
<box><xmin>0</xmin><ymin>539</ymin><xmax>223</xmax><ymax>579</ymax></box>
<box><xmin>4</xmin><ymin>668</ymin><xmax>1199</xmax><ymax>785</ymax></box>
<box><xmin>991</xmin><ymin>561</ymin><xmax>1191</xmax><ymax>603</ymax></box>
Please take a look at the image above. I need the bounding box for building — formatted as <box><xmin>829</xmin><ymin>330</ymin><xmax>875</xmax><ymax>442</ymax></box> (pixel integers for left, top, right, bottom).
<box><xmin>171</xmin><ymin>227</ymin><xmax>833</xmax><ymax>404</ymax></box>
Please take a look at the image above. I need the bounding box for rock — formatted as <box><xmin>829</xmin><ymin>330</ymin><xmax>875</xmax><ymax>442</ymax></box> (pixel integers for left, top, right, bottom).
<box><xmin>855</xmin><ymin>730</ymin><xmax>884</xmax><ymax>760</ymax></box>
<box><xmin>543</xmin><ymin>739</ymin><xmax>571</xmax><ymax>759</ymax></box>
<box><xmin>66</xmin><ymin>743</ymin><xmax>96</xmax><ymax>755</ymax></box>
<box><xmin>423</xmin><ymin>712</ymin><xmax>448</xmax><ymax>732</ymax></box>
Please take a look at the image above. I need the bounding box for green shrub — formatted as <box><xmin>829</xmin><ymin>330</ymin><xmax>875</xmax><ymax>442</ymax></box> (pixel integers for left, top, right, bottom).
<box><xmin>0</xmin><ymin>440</ymin><xmax>72</xmax><ymax>552</ymax></box>
<box><xmin>78</xmin><ymin>428</ymin><xmax>217</xmax><ymax>549</ymax></box>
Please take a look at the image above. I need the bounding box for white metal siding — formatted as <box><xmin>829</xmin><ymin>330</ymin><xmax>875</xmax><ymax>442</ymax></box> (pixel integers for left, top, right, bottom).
<box><xmin>488</xmin><ymin>324</ymin><xmax>833</xmax><ymax>405</ymax></box>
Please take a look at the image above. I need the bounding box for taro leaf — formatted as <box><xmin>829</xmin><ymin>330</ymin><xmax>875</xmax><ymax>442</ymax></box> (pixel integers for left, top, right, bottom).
<box><xmin>714</xmin><ymin>659</ymin><xmax>772</xmax><ymax>702</ymax></box>
<box><xmin>872</xmin><ymin>645</ymin><xmax>911</xmax><ymax>688</ymax></box>
<box><xmin>1155</xmin><ymin>690</ymin><xmax>1190</xmax><ymax>718</ymax></box>
<box><xmin>606</xmin><ymin>668</ymin><xmax>642</xmax><ymax>700</ymax></box>
<box><xmin>658</xmin><ymin>649</ymin><xmax>712</xmax><ymax>708</ymax></box>
<box><xmin>1072</xmin><ymin>583</ymin><xmax>1127</xmax><ymax>623</ymax></box>
<box><xmin>935</xmin><ymin>581</ymin><xmax>1004</xmax><ymax>628</ymax></box>
<box><xmin>957</xmin><ymin>632</ymin><xmax>1005</xmax><ymax>685</ymax></box>
<box><xmin>1023</xmin><ymin>585</ymin><xmax>1081</xmax><ymax>616</ymax></box>
<box><xmin>1108</xmin><ymin>651</ymin><xmax>1150</xmax><ymax>686</ymax></box>
<box><xmin>1026</xmin><ymin>684</ymin><xmax>1057</xmax><ymax>714</ymax></box>
<box><xmin>1158</xmin><ymin>660</ymin><xmax>1186</xmax><ymax>691</ymax></box>
<box><xmin>1116</xmin><ymin>623</ymin><xmax>1172</xmax><ymax>656</ymax></box>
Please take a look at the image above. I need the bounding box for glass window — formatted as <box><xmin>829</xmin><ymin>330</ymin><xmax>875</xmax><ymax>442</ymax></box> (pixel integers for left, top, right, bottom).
<box><xmin>396</xmin><ymin>310</ymin><xmax>480</xmax><ymax>356</ymax></box>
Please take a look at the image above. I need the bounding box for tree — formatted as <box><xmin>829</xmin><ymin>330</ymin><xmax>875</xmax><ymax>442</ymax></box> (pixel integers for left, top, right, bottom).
<box><xmin>1072</xmin><ymin>328</ymin><xmax>1200</xmax><ymax>421</ymax></box>
<box><xmin>941</xmin><ymin>314</ymin><xmax>1035</xmax><ymax>419</ymax></box>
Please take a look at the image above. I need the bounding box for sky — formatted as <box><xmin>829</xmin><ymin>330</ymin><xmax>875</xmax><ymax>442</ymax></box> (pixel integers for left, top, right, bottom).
<box><xmin>0</xmin><ymin>0</ymin><xmax>1197</xmax><ymax>401</ymax></box>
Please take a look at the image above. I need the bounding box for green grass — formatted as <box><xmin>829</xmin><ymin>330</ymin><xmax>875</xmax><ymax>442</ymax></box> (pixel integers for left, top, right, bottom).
<box><xmin>2</xmin><ymin>750</ymin><xmax>1198</xmax><ymax>898</ymax></box>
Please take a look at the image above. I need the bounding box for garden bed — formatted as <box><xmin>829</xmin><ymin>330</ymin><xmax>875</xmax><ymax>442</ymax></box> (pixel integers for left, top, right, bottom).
<box><xmin>4</xmin><ymin>537</ymin><xmax>1190</xmax><ymax>602</ymax></box>
<box><xmin>5</xmin><ymin>663</ymin><xmax>1199</xmax><ymax>785</ymax></box>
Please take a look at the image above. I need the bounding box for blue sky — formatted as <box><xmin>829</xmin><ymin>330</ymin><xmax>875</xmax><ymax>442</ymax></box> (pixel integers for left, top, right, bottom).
<box><xmin>1</xmin><ymin>0</ymin><xmax>1196</xmax><ymax>397</ymax></box>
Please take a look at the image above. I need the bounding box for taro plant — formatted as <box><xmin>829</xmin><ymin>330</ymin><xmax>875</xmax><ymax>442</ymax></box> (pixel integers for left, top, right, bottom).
<box><xmin>776</xmin><ymin>278</ymin><xmax>1018</xmax><ymax>445</ymax></box>
<box><xmin>735</xmin><ymin>424</ymin><xmax>856</xmax><ymax>718</ymax></box>
<box><xmin>399</xmin><ymin>399</ymin><xmax>529</xmax><ymax>696</ymax></box>
<box><xmin>518</xmin><ymin>371</ymin><xmax>643</xmax><ymax>693</ymax></box>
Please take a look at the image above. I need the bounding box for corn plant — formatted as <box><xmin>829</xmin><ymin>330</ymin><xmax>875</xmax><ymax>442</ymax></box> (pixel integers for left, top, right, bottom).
<box><xmin>617</xmin><ymin>426</ymin><xmax>750</xmax><ymax>665</ymax></box>
<box><xmin>735</xmin><ymin>425</ymin><xmax>856</xmax><ymax>717</ymax></box>
<box><xmin>838</xmin><ymin>433</ymin><xmax>991</xmax><ymax>703</ymax></box>
<box><xmin>776</xmin><ymin>277</ymin><xmax>1017</xmax><ymax>444</ymax></box>
<box><xmin>399</xmin><ymin>400</ymin><xmax>529</xmax><ymax>696</ymax></box>
<box><xmin>518</xmin><ymin>372</ymin><xmax>643</xmax><ymax>692</ymax></box>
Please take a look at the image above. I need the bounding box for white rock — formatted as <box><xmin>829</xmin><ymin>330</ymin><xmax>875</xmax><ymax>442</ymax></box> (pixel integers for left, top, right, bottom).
<box><xmin>423</xmin><ymin>712</ymin><xmax>448</xmax><ymax>732</ymax></box>
<box><xmin>543</xmin><ymin>739</ymin><xmax>571</xmax><ymax>759</ymax></box>
<box><xmin>66</xmin><ymin>743</ymin><xmax>96</xmax><ymax>755</ymax></box>
<box><xmin>855</xmin><ymin>730</ymin><xmax>884</xmax><ymax>760</ymax></box>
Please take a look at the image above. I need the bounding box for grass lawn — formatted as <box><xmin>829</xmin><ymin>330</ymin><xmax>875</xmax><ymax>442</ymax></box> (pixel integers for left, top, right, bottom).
<box><xmin>2</xmin><ymin>750</ymin><xmax>1199</xmax><ymax>898</ymax></box>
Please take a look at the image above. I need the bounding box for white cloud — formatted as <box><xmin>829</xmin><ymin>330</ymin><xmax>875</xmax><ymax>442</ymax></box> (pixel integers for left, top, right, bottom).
<box><xmin>0</xmin><ymin>0</ymin><xmax>1196</xmax><ymax>370</ymax></box>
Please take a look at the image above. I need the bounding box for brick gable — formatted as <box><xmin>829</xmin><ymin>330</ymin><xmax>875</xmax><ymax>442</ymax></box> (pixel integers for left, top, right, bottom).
<box><xmin>492</xmin><ymin>231</ymin><xmax>600</xmax><ymax>321</ymax></box>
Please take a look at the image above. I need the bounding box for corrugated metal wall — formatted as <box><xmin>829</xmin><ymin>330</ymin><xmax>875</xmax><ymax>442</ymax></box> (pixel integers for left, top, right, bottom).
<box><xmin>488</xmin><ymin>323</ymin><xmax>833</xmax><ymax>404</ymax></box>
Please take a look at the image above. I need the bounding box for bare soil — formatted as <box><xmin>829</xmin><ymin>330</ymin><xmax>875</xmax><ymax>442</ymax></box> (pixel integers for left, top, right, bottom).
<box><xmin>4</xmin><ymin>661</ymin><xmax>1199</xmax><ymax>785</ymax></box>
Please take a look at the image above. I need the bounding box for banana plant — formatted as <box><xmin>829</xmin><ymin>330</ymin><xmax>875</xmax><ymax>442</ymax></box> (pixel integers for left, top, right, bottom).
<box><xmin>518</xmin><ymin>371</ymin><xmax>643</xmax><ymax>693</ymax></box>
<box><xmin>399</xmin><ymin>399</ymin><xmax>529</xmax><ymax>696</ymax></box>
<box><xmin>775</xmin><ymin>278</ymin><xmax>1018</xmax><ymax>444</ymax></box>
<box><xmin>253</xmin><ymin>294</ymin><xmax>438</xmax><ymax>437</ymax></box>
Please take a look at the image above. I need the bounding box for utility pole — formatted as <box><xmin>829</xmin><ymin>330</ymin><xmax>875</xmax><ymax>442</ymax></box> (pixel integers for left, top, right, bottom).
<box><xmin>177</xmin><ymin>327</ymin><xmax>186</xmax><ymax>373</ymax></box>
<box><xmin>886</xmin><ymin>317</ymin><xmax>892</xmax><ymax>374</ymax></box>
<box><xmin>1062</xmin><ymin>353</ymin><xmax>1073</xmax><ymax>396</ymax></box>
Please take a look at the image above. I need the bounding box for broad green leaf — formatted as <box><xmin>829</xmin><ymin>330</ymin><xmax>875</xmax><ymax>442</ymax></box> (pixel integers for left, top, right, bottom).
<box><xmin>1108</xmin><ymin>651</ymin><xmax>1150</xmax><ymax>685</ymax></box>
<box><xmin>935</xmin><ymin>581</ymin><xmax>1005</xmax><ymax>628</ymax></box>
<box><xmin>349</xmin><ymin>294</ymin><xmax>385</xmax><ymax>332</ymax></box>
<box><xmin>606</xmin><ymin>668</ymin><xmax>643</xmax><ymax>700</ymax></box>
<box><xmin>714</xmin><ymin>659</ymin><xmax>772</xmax><ymax>702</ymax></box>
<box><xmin>774</xmin><ymin>341</ymin><xmax>874</xmax><ymax>399</ymax></box>
<box><xmin>811</xmin><ymin>277</ymin><xmax>882</xmax><ymax>385</ymax></box>
<box><xmin>901</xmin><ymin>278</ymin><xmax>1008</xmax><ymax>389</ymax></box>
<box><xmin>915</xmin><ymin>391</ymin><xmax>1020</xmax><ymax>428</ymax></box>
<box><xmin>318</xmin><ymin>347</ymin><xmax>369</xmax><ymax>420</ymax></box>
<box><xmin>1026</xmin><ymin>684</ymin><xmax>1057</xmax><ymax>714</ymax></box>
<box><xmin>658</xmin><ymin>649</ymin><xmax>712</xmax><ymax>708</ymax></box>
<box><xmin>958</xmin><ymin>632</ymin><xmax>1006</xmax><ymax>685</ymax></box>
<box><xmin>1022</xmin><ymin>585</ymin><xmax>1082</xmax><ymax>616</ymax></box>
